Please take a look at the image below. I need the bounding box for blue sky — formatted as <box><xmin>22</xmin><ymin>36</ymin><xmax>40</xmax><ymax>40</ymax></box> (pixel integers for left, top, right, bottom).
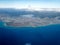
<box><xmin>0</xmin><ymin>0</ymin><xmax>60</xmax><ymax>9</ymax></box>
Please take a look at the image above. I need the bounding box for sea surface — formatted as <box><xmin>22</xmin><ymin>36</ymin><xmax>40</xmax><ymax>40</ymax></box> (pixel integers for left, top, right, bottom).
<box><xmin>0</xmin><ymin>22</ymin><xmax>60</xmax><ymax>45</ymax></box>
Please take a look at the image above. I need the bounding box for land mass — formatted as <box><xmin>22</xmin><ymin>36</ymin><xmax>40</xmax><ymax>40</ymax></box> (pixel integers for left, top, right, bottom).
<box><xmin>0</xmin><ymin>8</ymin><xmax>60</xmax><ymax>27</ymax></box>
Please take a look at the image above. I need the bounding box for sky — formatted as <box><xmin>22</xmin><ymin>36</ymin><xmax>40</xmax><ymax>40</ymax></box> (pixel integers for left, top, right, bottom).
<box><xmin>0</xmin><ymin>0</ymin><xmax>60</xmax><ymax>9</ymax></box>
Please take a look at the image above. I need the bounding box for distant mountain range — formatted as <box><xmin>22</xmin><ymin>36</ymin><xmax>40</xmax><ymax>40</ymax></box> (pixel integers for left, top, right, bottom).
<box><xmin>0</xmin><ymin>8</ymin><xmax>60</xmax><ymax>18</ymax></box>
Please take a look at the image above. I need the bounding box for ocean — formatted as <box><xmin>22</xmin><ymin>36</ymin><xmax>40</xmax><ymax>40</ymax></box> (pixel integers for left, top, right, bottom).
<box><xmin>0</xmin><ymin>23</ymin><xmax>60</xmax><ymax>45</ymax></box>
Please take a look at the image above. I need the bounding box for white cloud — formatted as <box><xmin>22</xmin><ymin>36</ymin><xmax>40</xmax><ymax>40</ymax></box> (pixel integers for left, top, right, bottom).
<box><xmin>21</xmin><ymin>15</ymin><xmax>34</xmax><ymax>18</ymax></box>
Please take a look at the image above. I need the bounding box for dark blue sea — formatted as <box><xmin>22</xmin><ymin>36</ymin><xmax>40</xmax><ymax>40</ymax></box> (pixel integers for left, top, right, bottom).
<box><xmin>0</xmin><ymin>22</ymin><xmax>60</xmax><ymax>45</ymax></box>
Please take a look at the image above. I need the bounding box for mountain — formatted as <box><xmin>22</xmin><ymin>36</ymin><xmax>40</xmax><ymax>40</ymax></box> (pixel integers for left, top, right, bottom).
<box><xmin>0</xmin><ymin>8</ymin><xmax>60</xmax><ymax>18</ymax></box>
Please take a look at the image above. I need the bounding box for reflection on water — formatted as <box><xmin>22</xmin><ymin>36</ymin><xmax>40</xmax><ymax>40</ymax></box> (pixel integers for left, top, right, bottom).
<box><xmin>25</xmin><ymin>43</ymin><xmax>31</xmax><ymax>45</ymax></box>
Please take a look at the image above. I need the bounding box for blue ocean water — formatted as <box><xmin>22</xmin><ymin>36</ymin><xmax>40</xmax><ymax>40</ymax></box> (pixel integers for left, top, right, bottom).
<box><xmin>0</xmin><ymin>23</ymin><xmax>60</xmax><ymax>45</ymax></box>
